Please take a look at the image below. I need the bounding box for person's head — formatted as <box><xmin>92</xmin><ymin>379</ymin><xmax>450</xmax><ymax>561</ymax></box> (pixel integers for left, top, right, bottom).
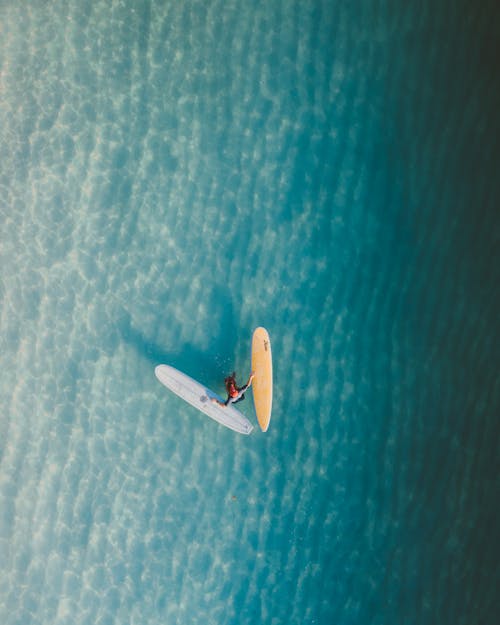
<box><xmin>225</xmin><ymin>373</ymin><xmax>237</xmax><ymax>395</ymax></box>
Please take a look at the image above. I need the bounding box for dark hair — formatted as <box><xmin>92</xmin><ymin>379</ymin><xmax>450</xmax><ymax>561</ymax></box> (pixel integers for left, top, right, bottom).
<box><xmin>225</xmin><ymin>372</ymin><xmax>236</xmax><ymax>384</ymax></box>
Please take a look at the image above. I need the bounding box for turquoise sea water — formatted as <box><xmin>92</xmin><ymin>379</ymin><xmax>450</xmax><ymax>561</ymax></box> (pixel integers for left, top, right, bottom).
<box><xmin>1</xmin><ymin>1</ymin><xmax>499</xmax><ymax>624</ymax></box>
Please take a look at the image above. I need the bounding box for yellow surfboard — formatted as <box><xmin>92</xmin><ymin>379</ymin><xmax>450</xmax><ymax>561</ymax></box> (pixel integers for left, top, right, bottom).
<box><xmin>251</xmin><ymin>327</ymin><xmax>273</xmax><ymax>432</ymax></box>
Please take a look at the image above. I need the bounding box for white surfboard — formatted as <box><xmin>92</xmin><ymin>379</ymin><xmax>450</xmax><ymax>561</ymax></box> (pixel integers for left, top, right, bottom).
<box><xmin>155</xmin><ymin>365</ymin><xmax>254</xmax><ymax>435</ymax></box>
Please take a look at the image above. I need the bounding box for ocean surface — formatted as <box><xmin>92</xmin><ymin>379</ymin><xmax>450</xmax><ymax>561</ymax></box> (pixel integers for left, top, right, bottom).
<box><xmin>1</xmin><ymin>1</ymin><xmax>499</xmax><ymax>624</ymax></box>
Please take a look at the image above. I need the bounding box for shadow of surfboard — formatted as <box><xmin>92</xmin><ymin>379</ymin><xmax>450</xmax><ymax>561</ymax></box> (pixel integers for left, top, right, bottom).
<box><xmin>117</xmin><ymin>287</ymin><xmax>241</xmax><ymax>389</ymax></box>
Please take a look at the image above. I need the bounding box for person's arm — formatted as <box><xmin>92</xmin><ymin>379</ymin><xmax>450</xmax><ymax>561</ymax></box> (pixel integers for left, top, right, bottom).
<box><xmin>241</xmin><ymin>372</ymin><xmax>255</xmax><ymax>391</ymax></box>
<box><xmin>211</xmin><ymin>396</ymin><xmax>229</xmax><ymax>407</ymax></box>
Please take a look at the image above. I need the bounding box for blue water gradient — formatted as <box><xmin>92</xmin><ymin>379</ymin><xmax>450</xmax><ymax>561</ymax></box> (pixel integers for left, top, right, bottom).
<box><xmin>1</xmin><ymin>1</ymin><xmax>499</xmax><ymax>624</ymax></box>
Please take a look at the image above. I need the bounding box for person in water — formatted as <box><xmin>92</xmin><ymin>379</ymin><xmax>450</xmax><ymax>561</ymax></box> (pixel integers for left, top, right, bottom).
<box><xmin>211</xmin><ymin>371</ymin><xmax>255</xmax><ymax>407</ymax></box>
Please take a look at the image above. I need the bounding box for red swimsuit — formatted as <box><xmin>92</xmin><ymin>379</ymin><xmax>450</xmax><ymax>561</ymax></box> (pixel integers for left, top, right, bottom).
<box><xmin>227</xmin><ymin>381</ymin><xmax>239</xmax><ymax>398</ymax></box>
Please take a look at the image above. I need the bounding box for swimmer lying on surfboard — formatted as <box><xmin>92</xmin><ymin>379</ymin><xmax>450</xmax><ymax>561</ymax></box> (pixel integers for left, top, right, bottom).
<box><xmin>211</xmin><ymin>371</ymin><xmax>255</xmax><ymax>407</ymax></box>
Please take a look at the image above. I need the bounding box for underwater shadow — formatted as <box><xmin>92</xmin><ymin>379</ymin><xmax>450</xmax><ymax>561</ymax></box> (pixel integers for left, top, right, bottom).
<box><xmin>118</xmin><ymin>286</ymin><xmax>241</xmax><ymax>388</ymax></box>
